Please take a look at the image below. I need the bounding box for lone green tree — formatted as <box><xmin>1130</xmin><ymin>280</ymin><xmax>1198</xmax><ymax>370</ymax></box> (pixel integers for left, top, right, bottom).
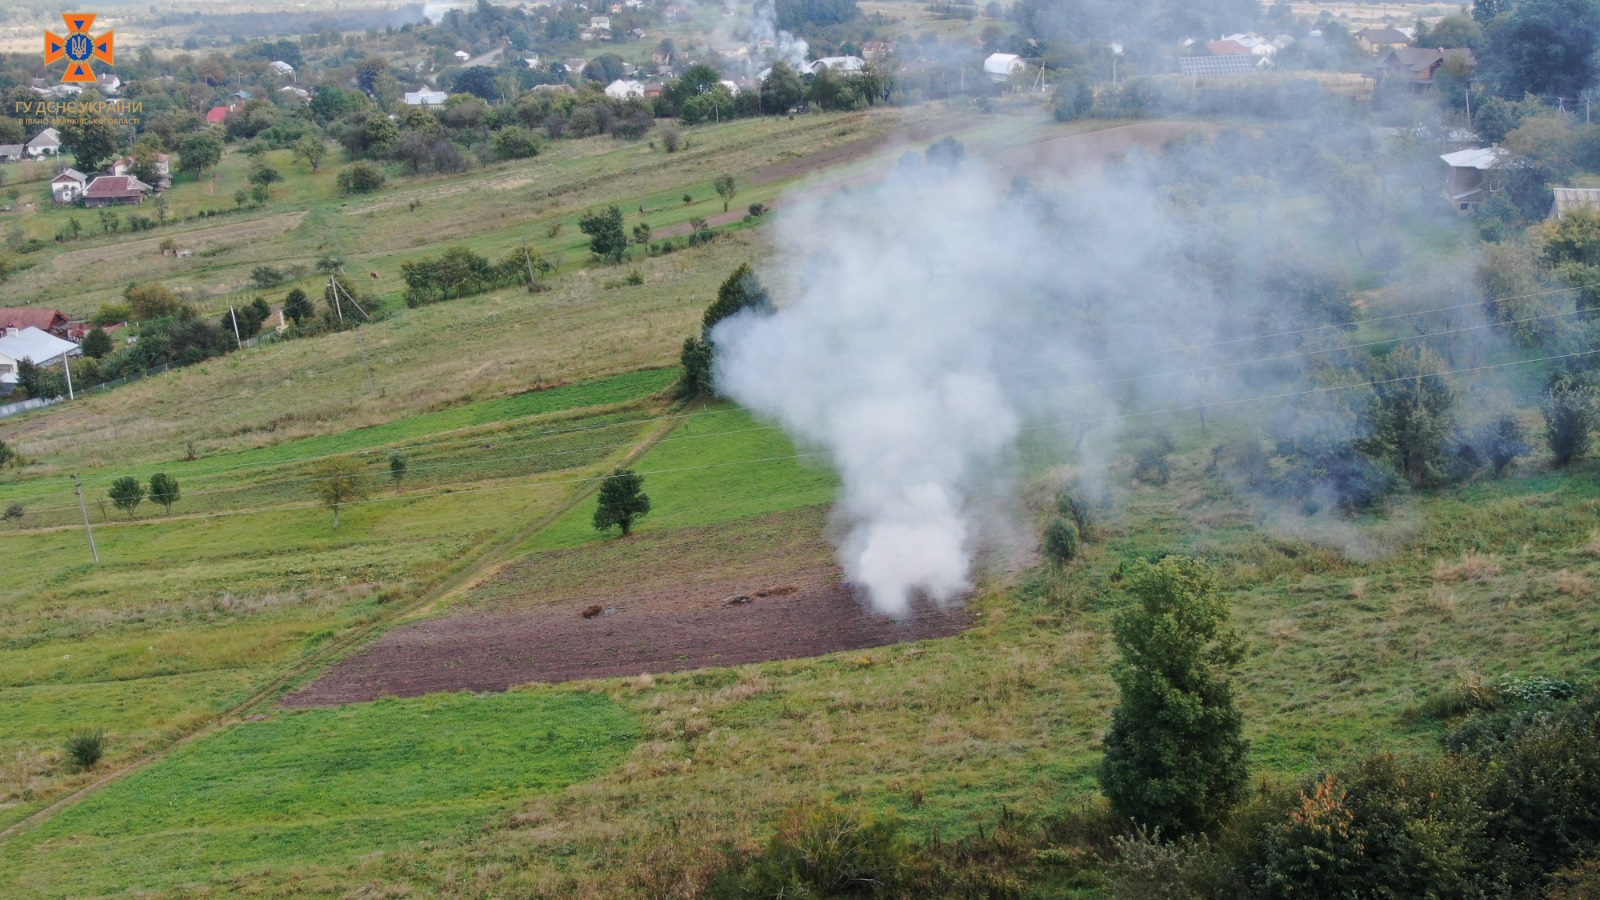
<box><xmin>713</xmin><ymin>174</ymin><xmax>737</xmax><ymax>212</ymax></box>
<box><xmin>1543</xmin><ymin>381</ymin><xmax>1597</xmax><ymax>467</ymax></box>
<box><xmin>593</xmin><ymin>469</ymin><xmax>651</xmax><ymax>537</ymax></box>
<box><xmin>578</xmin><ymin>205</ymin><xmax>628</xmax><ymax>263</ymax></box>
<box><xmin>389</xmin><ymin>453</ymin><xmax>407</xmax><ymax>491</ymax></box>
<box><xmin>148</xmin><ymin>473</ymin><xmax>180</xmax><ymax>515</ymax></box>
<box><xmin>309</xmin><ymin>457</ymin><xmax>370</xmax><ymax>529</ymax></box>
<box><xmin>177</xmin><ymin>131</ymin><xmax>224</xmax><ymax>181</ymax></box>
<box><xmin>1099</xmin><ymin>555</ymin><xmax>1248</xmax><ymax>836</ymax></box>
<box><xmin>108</xmin><ymin>476</ymin><xmax>145</xmax><ymax>519</ymax></box>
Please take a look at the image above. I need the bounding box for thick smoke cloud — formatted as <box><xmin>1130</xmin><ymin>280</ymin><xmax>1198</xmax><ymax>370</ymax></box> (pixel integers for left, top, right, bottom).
<box><xmin>713</xmin><ymin>155</ymin><xmax>1246</xmax><ymax>614</ymax></box>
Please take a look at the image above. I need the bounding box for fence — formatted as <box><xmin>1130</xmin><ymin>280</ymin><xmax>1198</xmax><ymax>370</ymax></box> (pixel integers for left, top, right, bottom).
<box><xmin>0</xmin><ymin>330</ymin><xmax>284</xmax><ymax>420</ymax></box>
<box><xmin>0</xmin><ymin>396</ymin><xmax>62</xmax><ymax>419</ymax></box>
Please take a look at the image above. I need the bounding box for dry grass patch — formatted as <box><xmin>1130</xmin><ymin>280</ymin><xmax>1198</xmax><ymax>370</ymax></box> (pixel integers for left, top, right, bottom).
<box><xmin>1432</xmin><ymin>550</ymin><xmax>1504</xmax><ymax>583</ymax></box>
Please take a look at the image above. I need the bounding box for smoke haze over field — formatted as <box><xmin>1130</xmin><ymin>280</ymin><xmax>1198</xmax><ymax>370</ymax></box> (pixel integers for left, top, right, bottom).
<box><xmin>714</xmin><ymin>151</ymin><xmax>1255</xmax><ymax>614</ymax></box>
<box><xmin>714</xmin><ymin>119</ymin><xmax>1517</xmax><ymax>614</ymax></box>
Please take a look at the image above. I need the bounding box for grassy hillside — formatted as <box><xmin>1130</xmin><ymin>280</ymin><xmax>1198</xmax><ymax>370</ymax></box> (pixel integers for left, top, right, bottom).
<box><xmin>2</xmin><ymin>98</ymin><xmax>1598</xmax><ymax>897</ymax></box>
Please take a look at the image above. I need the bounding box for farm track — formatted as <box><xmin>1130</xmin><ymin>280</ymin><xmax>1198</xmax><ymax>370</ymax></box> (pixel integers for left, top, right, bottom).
<box><xmin>0</xmin><ymin>411</ymin><xmax>684</xmax><ymax>846</ymax></box>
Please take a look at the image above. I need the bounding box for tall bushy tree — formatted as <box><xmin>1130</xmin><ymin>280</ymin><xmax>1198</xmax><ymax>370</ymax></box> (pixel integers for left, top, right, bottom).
<box><xmin>1543</xmin><ymin>380</ymin><xmax>1597</xmax><ymax>466</ymax></box>
<box><xmin>108</xmin><ymin>476</ymin><xmax>145</xmax><ymax>519</ymax></box>
<box><xmin>1362</xmin><ymin>346</ymin><xmax>1455</xmax><ymax>488</ymax></box>
<box><xmin>1099</xmin><ymin>556</ymin><xmax>1248</xmax><ymax>836</ymax></box>
<box><xmin>679</xmin><ymin>263</ymin><xmax>773</xmax><ymax>397</ymax></box>
<box><xmin>578</xmin><ymin>205</ymin><xmax>628</xmax><ymax>263</ymax></box>
<box><xmin>593</xmin><ymin>468</ymin><xmax>650</xmax><ymax>536</ymax></box>
<box><xmin>148</xmin><ymin>473</ymin><xmax>180</xmax><ymax>515</ymax></box>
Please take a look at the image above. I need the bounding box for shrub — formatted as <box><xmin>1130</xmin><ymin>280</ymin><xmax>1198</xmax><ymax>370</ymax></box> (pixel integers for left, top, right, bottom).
<box><xmin>1043</xmin><ymin>517</ymin><xmax>1078</xmax><ymax>565</ymax></box>
<box><xmin>64</xmin><ymin>729</ymin><xmax>106</xmax><ymax>770</ymax></box>
<box><xmin>706</xmin><ymin>800</ymin><xmax>912</xmax><ymax>898</ymax></box>
<box><xmin>625</xmin><ymin>269</ymin><xmax>644</xmax><ymax>286</ymax></box>
<box><xmin>336</xmin><ymin>161</ymin><xmax>386</xmax><ymax>195</ymax></box>
<box><xmin>1543</xmin><ymin>382</ymin><xmax>1596</xmax><ymax>467</ymax></box>
<box><xmin>748</xmin><ymin>202</ymin><xmax>766</xmax><ymax>217</ymax></box>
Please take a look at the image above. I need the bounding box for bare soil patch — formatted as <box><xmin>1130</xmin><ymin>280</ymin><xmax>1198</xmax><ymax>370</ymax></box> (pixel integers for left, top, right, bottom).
<box><xmin>284</xmin><ymin>567</ymin><xmax>969</xmax><ymax>705</ymax></box>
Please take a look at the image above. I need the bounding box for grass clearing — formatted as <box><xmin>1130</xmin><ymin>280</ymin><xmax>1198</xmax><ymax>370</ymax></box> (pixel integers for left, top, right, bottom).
<box><xmin>0</xmin><ymin>689</ymin><xmax>636</xmax><ymax>897</ymax></box>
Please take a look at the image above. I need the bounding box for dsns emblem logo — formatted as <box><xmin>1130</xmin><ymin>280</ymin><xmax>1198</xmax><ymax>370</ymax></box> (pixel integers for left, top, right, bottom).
<box><xmin>45</xmin><ymin>14</ymin><xmax>114</xmax><ymax>84</ymax></box>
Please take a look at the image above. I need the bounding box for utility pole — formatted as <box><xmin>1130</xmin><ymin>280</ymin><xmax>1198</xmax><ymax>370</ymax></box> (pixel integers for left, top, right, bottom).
<box><xmin>72</xmin><ymin>475</ymin><xmax>98</xmax><ymax>563</ymax></box>
<box><xmin>356</xmin><ymin>329</ymin><xmax>376</xmax><ymax>397</ymax></box>
<box><xmin>328</xmin><ymin>275</ymin><xmax>344</xmax><ymax>323</ymax></box>
<box><xmin>229</xmin><ymin>305</ymin><xmax>243</xmax><ymax>349</ymax></box>
<box><xmin>1465</xmin><ymin>88</ymin><xmax>1471</xmax><ymax>130</ymax></box>
<box><xmin>329</xmin><ymin>275</ymin><xmax>375</xmax><ymax>394</ymax></box>
<box><xmin>60</xmin><ymin>353</ymin><xmax>73</xmax><ymax>400</ymax></box>
<box><xmin>522</xmin><ymin>242</ymin><xmax>539</xmax><ymax>291</ymax></box>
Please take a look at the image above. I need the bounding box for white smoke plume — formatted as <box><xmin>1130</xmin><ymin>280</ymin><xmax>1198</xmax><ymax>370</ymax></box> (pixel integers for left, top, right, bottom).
<box><xmin>713</xmin><ymin>155</ymin><xmax>1227</xmax><ymax>615</ymax></box>
<box><xmin>743</xmin><ymin>0</ymin><xmax>810</xmax><ymax>71</ymax></box>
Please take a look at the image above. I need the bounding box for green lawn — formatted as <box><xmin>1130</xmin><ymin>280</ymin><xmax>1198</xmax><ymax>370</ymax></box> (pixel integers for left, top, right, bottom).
<box><xmin>526</xmin><ymin>404</ymin><xmax>839</xmax><ymax>550</ymax></box>
<box><xmin>0</xmin><ymin>689</ymin><xmax>636</xmax><ymax>897</ymax></box>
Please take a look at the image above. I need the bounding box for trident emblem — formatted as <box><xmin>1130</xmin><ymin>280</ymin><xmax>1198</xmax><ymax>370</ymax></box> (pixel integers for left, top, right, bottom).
<box><xmin>45</xmin><ymin>14</ymin><xmax>114</xmax><ymax>84</ymax></box>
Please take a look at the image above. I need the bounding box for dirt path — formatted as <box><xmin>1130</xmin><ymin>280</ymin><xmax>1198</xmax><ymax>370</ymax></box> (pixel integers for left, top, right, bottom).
<box><xmin>286</xmin><ymin>568</ymin><xmax>969</xmax><ymax>705</ymax></box>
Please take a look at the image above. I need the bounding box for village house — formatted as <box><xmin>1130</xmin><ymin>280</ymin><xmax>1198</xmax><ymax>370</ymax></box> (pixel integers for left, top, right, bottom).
<box><xmin>1549</xmin><ymin>187</ymin><xmax>1600</xmax><ymax>219</ymax></box>
<box><xmin>0</xmin><ymin>327</ymin><xmax>80</xmax><ymax>391</ymax></box>
<box><xmin>808</xmin><ymin>55</ymin><xmax>866</xmax><ymax>75</ymax></box>
<box><xmin>97</xmin><ymin>72</ymin><xmax>121</xmax><ymax>94</ymax></box>
<box><xmin>26</xmin><ymin>128</ymin><xmax>61</xmax><ymax>158</ymax></box>
<box><xmin>983</xmin><ymin>52</ymin><xmax>1025</xmax><ymax>81</ymax></box>
<box><xmin>83</xmin><ymin>175</ymin><xmax>154</xmax><ymax>207</ymax></box>
<box><xmin>50</xmin><ymin>169</ymin><xmax>88</xmax><ymax>204</ymax></box>
<box><xmin>280</xmin><ymin>85</ymin><xmax>311</xmax><ymax>102</ymax></box>
<box><xmin>604</xmin><ymin>79</ymin><xmax>646</xmax><ymax>99</ymax></box>
<box><xmin>590</xmin><ymin>15</ymin><xmax>611</xmax><ymax>30</ymax></box>
<box><xmin>403</xmin><ymin>89</ymin><xmax>449</xmax><ymax>106</ymax></box>
<box><xmin>205</xmin><ymin>104</ymin><xmax>235</xmax><ymax>124</ymax></box>
<box><xmin>112</xmin><ymin>153</ymin><xmax>172</xmax><ymax>189</ymax></box>
<box><xmin>1439</xmin><ymin>146</ymin><xmax>1507</xmax><ymax>215</ymax></box>
<box><xmin>0</xmin><ymin>309</ymin><xmax>72</xmax><ymax>338</ymax></box>
<box><xmin>1377</xmin><ymin>47</ymin><xmax>1475</xmax><ymax>92</ymax></box>
<box><xmin>268</xmin><ymin>60</ymin><xmax>295</xmax><ymax>77</ymax></box>
<box><xmin>454</xmin><ymin>50</ymin><xmax>471</xmax><ymax>61</ymax></box>
<box><xmin>1354</xmin><ymin>27</ymin><xmax>1412</xmax><ymax>53</ymax></box>
<box><xmin>565</xmin><ymin>58</ymin><xmax>589</xmax><ymax>73</ymax></box>
<box><xmin>0</xmin><ymin>145</ymin><xmax>23</xmax><ymax>164</ymax></box>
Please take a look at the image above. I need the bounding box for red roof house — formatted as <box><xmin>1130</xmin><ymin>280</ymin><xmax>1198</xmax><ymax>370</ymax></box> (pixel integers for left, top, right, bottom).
<box><xmin>0</xmin><ymin>308</ymin><xmax>71</xmax><ymax>337</ymax></box>
<box><xmin>205</xmin><ymin>104</ymin><xmax>234</xmax><ymax>125</ymax></box>
<box><xmin>83</xmin><ymin>175</ymin><xmax>154</xmax><ymax>207</ymax></box>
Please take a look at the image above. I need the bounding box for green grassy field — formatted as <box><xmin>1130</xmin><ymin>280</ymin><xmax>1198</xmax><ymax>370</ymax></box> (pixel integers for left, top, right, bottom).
<box><xmin>0</xmin><ymin>689</ymin><xmax>637</xmax><ymax>897</ymax></box>
<box><xmin>3</xmin><ymin>98</ymin><xmax>1598</xmax><ymax>897</ymax></box>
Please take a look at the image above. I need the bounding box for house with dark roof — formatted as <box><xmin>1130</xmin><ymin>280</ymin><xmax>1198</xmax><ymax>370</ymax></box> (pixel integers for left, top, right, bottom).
<box><xmin>1355</xmin><ymin>27</ymin><xmax>1412</xmax><ymax>53</ymax></box>
<box><xmin>1378</xmin><ymin>47</ymin><xmax>1474</xmax><ymax>92</ymax></box>
<box><xmin>0</xmin><ymin>144</ymin><xmax>23</xmax><ymax>164</ymax></box>
<box><xmin>83</xmin><ymin>175</ymin><xmax>154</xmax><ymax>207</ymax></box>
